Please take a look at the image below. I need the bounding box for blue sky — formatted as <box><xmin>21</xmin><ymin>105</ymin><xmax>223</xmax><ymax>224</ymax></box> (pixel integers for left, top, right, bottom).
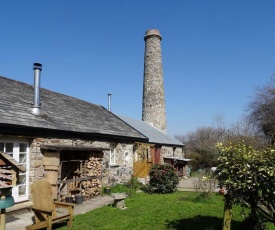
<box><xmin>1</xmin><ymin>1</ymin><xmax>275</xmax><ymax>136</ymax></box>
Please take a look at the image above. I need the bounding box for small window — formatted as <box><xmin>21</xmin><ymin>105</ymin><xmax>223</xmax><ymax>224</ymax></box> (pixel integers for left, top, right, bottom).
<box><xmin>0</xmin><ymin>143</ymin><xmax>4</xmax><ymax>151</ymax></box>
<box><xmin>6</xmin><ymin>143</ymin><xmax>14</xmax><ymax>153</ymax></box>
<box><xmin>110</xmin><ymin>143</ymin><xmax>116</xmax><ymax>165</ymax></box>
<box><xmin>19</xmin><ymin>143</ymin><xmax>27</xmax><ymax>152</ymax></box>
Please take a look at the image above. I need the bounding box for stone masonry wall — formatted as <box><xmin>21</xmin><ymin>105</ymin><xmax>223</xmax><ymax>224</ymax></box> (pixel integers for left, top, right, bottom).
<box><xmin>104</xmin><ymin>143</ymin><xmax>134</xmax><ymax>186</ymax></box>
<box><xmin>159</xmin><ymin>146</ymin><xmax>184</xmax><ymax>164</ymax></box>
<box><xmin>29</xmin><ymin>138</ymin><xmax>134</xmax><ymax>191</ymax></box>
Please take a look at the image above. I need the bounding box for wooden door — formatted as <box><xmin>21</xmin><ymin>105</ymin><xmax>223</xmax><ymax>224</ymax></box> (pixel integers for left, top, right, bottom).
<box><xmin>153</xmin><ymin>147</ymin><xmax>161</xmax><ymax>165</ymax></box>
<box><xmin>133</xmin><ymin>143</ymin><xmax>153</xmax><ymax>178</ymax></box>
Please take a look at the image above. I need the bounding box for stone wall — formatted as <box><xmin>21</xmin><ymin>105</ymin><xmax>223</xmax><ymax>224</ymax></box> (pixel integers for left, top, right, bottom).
<box><xmin>29</xmin><ymin>138</ymin><xmax>134</xmax><ymax>189</ymax></box>
<box><xmin>104</xmin><ymin>143</ymin><xmax>134</xmax><ymax>186</ymax></box>
<box><xmin>28</xmin><ymin>137</ymin><xmax>183</xmax><ymax>200</ymax></box>
<box><xmin>159</xmin><ymin>146</ymin><xmax>184</xmax><ymax>164</ymax></box>
<box><xmin>174</xmin><ymin>147</ymin><xmax>185</xmax><ymax>158</ymax></box>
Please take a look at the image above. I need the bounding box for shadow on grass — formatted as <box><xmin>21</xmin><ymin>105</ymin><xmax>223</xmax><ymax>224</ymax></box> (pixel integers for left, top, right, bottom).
<box><xmin>138</xmin><ymin>186</ymin><xmax>151</xmax><ymax>193</ymax></box>
<box><xmin>166</xmin><ymin>215</ymin><xmax>244</xmax><ymax>230</ymax></box>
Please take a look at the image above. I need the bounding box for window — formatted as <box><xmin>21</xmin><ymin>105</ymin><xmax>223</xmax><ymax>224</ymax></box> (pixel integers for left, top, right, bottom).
<box><xmin>110</xmin><ymin>143</ymin><xmax>116</xmax><ymax>165</ymax></box>
<box><xmin>0</xmin><ymin>139</ymin><xmax>29</xmax><ymax>202</ymax></box>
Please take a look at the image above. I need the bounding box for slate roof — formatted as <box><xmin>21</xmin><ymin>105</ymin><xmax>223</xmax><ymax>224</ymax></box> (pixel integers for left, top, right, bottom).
<box><xmin>0</xmin><ymin>76</ymin><xmax>147</xmax><ymax>141</ymax></box>
<box><xmin>116</xmin><ymin>115</ymin><xmax>184</xmax><ymax>147</ymax></box>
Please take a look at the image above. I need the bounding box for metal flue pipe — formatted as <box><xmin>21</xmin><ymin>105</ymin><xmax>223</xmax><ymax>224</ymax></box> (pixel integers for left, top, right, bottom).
<box><xmin>32</xmin><ymin>63</ymin><xmax>42</xmax><ymax>115</ymax></box>
<box><xmin>108</xmin><ymin>93</ymin><xmax>112</xmax><ymax>111</ymax></box>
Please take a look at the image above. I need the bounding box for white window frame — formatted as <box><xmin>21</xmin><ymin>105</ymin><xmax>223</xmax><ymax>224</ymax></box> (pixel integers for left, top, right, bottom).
<box><xmin>0</xmin><ymin>138</ymin><xmax>29</xmax><ymax>203</ymax></box>
<box><xmin>110</xmin><ymin>143</ymin><xmax>117</xmax><ymax>166</ymax></box>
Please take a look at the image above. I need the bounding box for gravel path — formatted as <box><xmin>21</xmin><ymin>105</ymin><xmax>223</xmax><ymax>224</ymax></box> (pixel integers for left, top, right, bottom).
<box><xmin>178</xmin><ymin>177</ymin><xmax>198</xmax><ymax>190</ymax></box>
<box><xmin>178</xmin><ymin>176</ymin><xmax>220</xmax><ymax>193</ymax></box>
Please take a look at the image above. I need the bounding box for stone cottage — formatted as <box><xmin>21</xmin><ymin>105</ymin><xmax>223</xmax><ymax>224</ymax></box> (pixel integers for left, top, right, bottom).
<box><xmin>0</xmin><ymin>29</ymin><xmax>184</xmax><ymax>209</ymax></box>
<box><xmin>0</xmin><ymin>68</ymin><xmax>149</xmax><ymax>204</ymax></box>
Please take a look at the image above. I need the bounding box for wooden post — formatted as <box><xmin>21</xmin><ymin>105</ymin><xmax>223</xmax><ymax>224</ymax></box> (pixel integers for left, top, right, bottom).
<box><xmin>0</xmin><ymin>209</ymin><xmax>6</xmax><ymax>230</ymax></box>
<box><xmin>223</xmin><ymin>200</ymin><xmax>232</xmax><ymax>230</ymax></box>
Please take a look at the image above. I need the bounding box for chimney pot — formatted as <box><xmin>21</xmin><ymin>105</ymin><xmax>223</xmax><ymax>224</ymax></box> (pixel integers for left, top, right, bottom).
<box><xmin>33</xmin><ymin>63</ymin><xmax>42</xmax><ymax>70</ymax></box>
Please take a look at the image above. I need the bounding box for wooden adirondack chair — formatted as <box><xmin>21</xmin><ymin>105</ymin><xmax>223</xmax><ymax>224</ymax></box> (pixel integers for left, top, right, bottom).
<box><xmin>26</xmin><ymin>179</ymin><xmax>76</xmax><ymax>230</ymax></box>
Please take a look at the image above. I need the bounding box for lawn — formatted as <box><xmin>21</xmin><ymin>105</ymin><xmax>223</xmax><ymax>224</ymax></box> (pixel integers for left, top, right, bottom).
<box><xmin>56</xmin><ymin>191</ymin><xmax>264</xmax><ymax>230</ymax></box>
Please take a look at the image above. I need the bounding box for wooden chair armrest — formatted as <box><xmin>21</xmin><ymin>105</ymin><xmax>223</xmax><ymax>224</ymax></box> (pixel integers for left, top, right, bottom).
<box><xmin>53</xmin><ymin>201</ymin><xmax>77</xmax><ymax>208</ymax></box>
<box><xmin>31</xmin><ymin>206</ymin><xmax>54</xmax><ymax>215</ymax></box>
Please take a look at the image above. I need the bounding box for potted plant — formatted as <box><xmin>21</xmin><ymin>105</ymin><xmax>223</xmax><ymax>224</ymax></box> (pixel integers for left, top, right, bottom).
<box><xmin>104</xmin><ymin>187</ymin><xmax>111</xmax><ymax>194</ymax></box>
<box><xmin>219</xmin><ymin>187</ymin><xmax>225</xmax><ymax>195</ymax></box>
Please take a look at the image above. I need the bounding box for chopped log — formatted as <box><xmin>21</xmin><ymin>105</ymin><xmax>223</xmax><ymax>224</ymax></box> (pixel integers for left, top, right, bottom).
<box><xmin>84</xmin><ymin>157</ymin><xmax>102</xmax><ymax>177</ymax></box>
<box><xmin>80</xmin><ymin>178</ymin><xmax>102</xmax><ymax>198</ymax></box>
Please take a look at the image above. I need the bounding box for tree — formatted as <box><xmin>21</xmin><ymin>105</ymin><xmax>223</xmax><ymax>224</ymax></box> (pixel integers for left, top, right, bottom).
<box><xmin>175</xmin><ymin>114</ymin><xmax>265</xmax><ymax>171</ymax></box>
<box><xmin>215</xmin><ymin>142</ymin><xmax>275</xmax><ymax>228</ymax></box>
<box><xmin>247</xmin><ymin>76</ymin><xmax>275</xmax><ymax>144</ymax></box>
<box><xmin>184</xmin><ymin>126</ymin><xmax>223</xmax><ymax>170</ymax></box>
<box><xmin>228</xmin><ymin>116</ymin><xmax>267</xmax><ymax>149</ymax></box>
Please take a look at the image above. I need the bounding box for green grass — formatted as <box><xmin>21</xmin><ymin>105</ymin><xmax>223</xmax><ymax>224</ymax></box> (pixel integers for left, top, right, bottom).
<box><xmin>57</xmin><ymin>191</ymin><xmax>275</xmax><ymax>230</ymax></box>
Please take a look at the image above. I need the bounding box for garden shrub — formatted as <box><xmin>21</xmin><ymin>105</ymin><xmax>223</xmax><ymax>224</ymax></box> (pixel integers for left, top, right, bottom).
<box><xmin>216</xmin><ymin>142</ymin><xmax>275</xmax><ymax>228</ymax></box>
<box><xmin>149</xmin><ymin>164</ymin><xmax>179</xmax><ymax>193</ymax></box>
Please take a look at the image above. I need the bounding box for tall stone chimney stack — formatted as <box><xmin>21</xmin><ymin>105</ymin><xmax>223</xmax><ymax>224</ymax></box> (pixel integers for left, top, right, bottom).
<box><xmin>142</xmin><ymin>29</ymin><xmax>166</xmax><ymax>132</ymax></box>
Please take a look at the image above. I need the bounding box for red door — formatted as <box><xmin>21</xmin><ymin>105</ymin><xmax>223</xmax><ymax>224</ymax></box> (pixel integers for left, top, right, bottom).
<box><xmin>153</xmin><ymin>147</ymin><xmax>161</xmax><ymax>165</ymax></box>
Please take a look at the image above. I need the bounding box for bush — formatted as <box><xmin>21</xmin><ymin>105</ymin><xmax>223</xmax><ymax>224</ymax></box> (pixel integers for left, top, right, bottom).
<box><xmin>216</xmin><ymin>142</ymin><xmax>275</xmax><ymax>227</ymax></box>
<box><xmin>149</xmin><ymin>164</ymin><xmax>179</xmax><ymax>193</ymax></box>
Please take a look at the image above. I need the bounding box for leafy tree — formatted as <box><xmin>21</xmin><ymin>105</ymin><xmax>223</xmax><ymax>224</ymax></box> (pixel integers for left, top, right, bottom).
<box><xmin>215</xmin><ymin>142</ymin><xmax>275</xmax><ymax>228</ymax></box>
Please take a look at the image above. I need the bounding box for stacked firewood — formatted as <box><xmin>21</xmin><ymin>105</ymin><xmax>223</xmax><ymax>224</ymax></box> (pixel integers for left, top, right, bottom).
<box><xmin>85</xmin><ymin>157</ymin><xmax>102</xmax><ymax>177</ymax></box>
<box><xmin>79</xmin><ymin>157</ymin><xmax>103</xmax><ymax>198</ymax></box>
<box><xmin>80</xmin><ymin>178</ymin><xmax>102</xmax><ymax>198</ymax></box>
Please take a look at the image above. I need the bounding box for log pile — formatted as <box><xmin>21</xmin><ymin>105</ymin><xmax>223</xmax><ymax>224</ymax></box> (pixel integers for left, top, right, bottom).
<box><xmin>80</xmin><ymin>178</ymin><xmax>102</xmax><ymax>198</ymax></box>
<box><xmin>58</xmin><ymin>156</ymin><xmax>103</xmax><ymax>200</ymax></box>
<box><xmin>79</xmin><ymin>157</ymin><xmax>103</xmax><ymax>198</ymax></box>
<box><xmin>84</xmin><ymin>157</ymin><xmax>102</xmax><ymax>177</ymax></box>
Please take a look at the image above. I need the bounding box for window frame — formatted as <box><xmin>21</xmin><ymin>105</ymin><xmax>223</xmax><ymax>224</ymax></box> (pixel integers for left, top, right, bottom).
<box><xmin>0</xmin><ymin>138</ymin><xmax>29</xmax><ymax>203</ymax></box>
<box><xmin>109</xmin><ymin>143</ymin><xmax>118</xmax><ymax>166</ymax></box>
